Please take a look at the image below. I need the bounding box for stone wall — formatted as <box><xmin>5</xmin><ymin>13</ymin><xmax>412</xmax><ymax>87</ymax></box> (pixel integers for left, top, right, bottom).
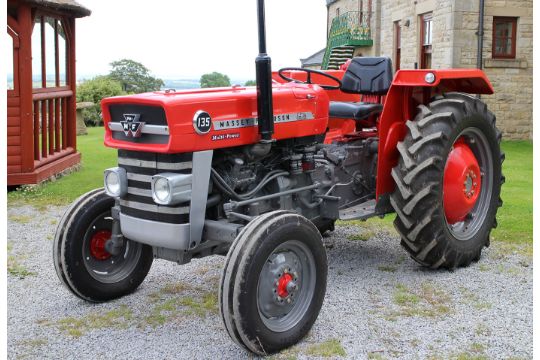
<box><xmin>475</xmin><ymin>1</ymin><xmax>532</xmax><ymax>140</ymax></box>
<box><xmin>326</xmin><ymin>0</ymin><xmax>533</xmax><ymax>139</ymax></box>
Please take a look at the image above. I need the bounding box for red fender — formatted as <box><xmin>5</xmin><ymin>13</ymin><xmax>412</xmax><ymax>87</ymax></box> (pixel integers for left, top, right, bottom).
<box><xmin>376</xmin><ymin>69</ymin><xmax>494</xmax><ymax>200</ymax></box>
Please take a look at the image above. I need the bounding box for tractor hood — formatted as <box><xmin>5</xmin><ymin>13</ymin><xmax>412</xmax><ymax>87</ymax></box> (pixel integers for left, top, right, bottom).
<box><xmin>101</xmin><ymin>82</ymin><xmax>329</xmax><ymax>153</ymax></box>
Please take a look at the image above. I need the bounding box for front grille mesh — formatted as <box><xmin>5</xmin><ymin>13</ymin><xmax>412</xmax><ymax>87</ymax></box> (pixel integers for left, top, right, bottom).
<box><xmin>108</xmin><ymin>104</ymin><xmax>169</xmax><ymax>144</ymax></box>
<box><xmin>118</xmin><ymin>150</ymin><xmax>192</xmax><ymax>224</ymax></box>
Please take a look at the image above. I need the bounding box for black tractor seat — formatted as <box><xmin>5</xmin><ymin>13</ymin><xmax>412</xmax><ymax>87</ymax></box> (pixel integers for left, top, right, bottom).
<box><xmin>329</xmin><ymin>101</ymin><xmax>383</xmax><ymax>121</ymax></box>
<box><xmin>328</xmin><ymin>57</ymin><xmax>392</xmax><ymax>123</ymax></box>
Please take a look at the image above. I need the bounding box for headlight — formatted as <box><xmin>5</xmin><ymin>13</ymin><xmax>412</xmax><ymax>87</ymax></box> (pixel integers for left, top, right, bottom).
<box><xmin>104</xmin><ymin>167</ymin><xmax>127</xmax><ymax>198</ymax></box>
<box><xmin>153</xmin><ymin>177</ymin><xmax>171</xmax><ymax>203</ymax></box>
<box><xmin>151</xmin><ymin>173</ymin><xmax>192</xmax><ymax>205</ymax></box>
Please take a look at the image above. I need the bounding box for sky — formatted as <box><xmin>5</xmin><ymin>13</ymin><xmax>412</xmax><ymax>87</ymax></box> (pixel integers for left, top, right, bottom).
<box><xmin>75</xmin><ymin>0</ymin><xmax>328</xmax><ymax>81</ymax></box>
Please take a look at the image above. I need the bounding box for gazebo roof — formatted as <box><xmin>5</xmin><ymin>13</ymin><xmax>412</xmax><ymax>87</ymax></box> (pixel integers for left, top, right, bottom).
<box><xmin>24</xmin><ymin>0</ymin><xmax>91</xmax><ymax>17</ymax></box>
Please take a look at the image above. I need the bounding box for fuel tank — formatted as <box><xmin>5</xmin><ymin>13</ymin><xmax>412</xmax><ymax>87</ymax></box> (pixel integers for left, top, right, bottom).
<box><xmin>101</xmin><ymin>82</ymin><xmax>330</xmax><ymax>154</ymax></box>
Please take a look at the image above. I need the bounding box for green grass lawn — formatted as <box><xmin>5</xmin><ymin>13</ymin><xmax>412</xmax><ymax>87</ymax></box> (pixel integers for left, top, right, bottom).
<box><xmin>8</xmin><ymin>128</ymin><xmax>532</xmax><ymax>244</ymax></box>
<box><xmin>492</xmin><ymin>141</ymin><xmax>533</xmax><ymax>243</ymax></box>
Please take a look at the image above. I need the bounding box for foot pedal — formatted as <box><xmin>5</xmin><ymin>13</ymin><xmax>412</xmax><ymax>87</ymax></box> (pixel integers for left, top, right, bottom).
<box><xmin>339</xmin><ymin>199</ymin><xmax>376</xmax><ymax>221</ymax></box>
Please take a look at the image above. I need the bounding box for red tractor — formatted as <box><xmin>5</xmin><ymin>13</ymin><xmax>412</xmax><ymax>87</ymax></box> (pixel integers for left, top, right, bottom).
<box><xmin>54</xmin><ymin>0</ymin><xmax>503</xmax><ymax>355</ymax></box>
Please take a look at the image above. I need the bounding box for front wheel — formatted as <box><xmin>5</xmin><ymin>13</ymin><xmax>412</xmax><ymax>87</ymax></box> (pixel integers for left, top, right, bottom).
<box><xmin>390</xmin><ymin>93</ymin><xmax>504</xmax><ymax>269</ymax></box>
<box><xmin>219</xmin><ymin>211</ymin><xmax>328</xmax><ymax>355</ymax></box>
<box><xmin>53</xmin><ymin>189</ymin><xmax>153</xmax><ymax>302</ymax></box>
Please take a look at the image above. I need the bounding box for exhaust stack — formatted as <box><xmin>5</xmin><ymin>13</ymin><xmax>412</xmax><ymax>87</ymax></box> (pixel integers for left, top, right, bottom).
<box><xmin>255</xmin><ymin>0</ymin><xmax>274</xmax><ymax>142</ymax></box>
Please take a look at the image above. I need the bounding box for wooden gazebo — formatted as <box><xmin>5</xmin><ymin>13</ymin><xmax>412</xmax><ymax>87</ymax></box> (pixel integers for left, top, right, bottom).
<box><xmin>7</xmin><ymin>0</ymin><xmax>90</xmax><ymax>185</ymax></box>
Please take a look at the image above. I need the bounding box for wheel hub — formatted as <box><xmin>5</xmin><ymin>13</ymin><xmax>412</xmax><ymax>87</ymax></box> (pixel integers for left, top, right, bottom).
<box><xmin>275</xmin><ymin>270</ymin><xmax>298</xmax><ymax>300</ymax></box>
<box><xmin>258</xmin><ymin>250</ymin><xmax>303</xmax><ymax>319</ymax></box>
<box><xmin>443</xmin><ymin>140</ymin><xmax>482</xmax><ymax>224</ymax></box>
<box><xmin>89</xmin><ymin>230</ymin><xmax>112</xmax><ymax>260</ymax></box>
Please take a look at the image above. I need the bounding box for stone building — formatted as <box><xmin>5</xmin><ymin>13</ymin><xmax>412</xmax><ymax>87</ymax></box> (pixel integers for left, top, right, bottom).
<box><xmin>303</xmin><ymin>0</ymin><xmax>532</xmax><ymax>140</ymax></box>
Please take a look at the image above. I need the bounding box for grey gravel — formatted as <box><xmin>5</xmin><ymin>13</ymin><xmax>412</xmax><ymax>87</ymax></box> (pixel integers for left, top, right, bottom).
<box><xmin>8</xmin><ymin>204</ymin><xmax>533</xmax><ymax>359</ymax></box>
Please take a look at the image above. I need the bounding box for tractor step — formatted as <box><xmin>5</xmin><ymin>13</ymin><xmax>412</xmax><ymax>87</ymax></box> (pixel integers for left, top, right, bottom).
<box><xmin>339</xmin><ymin>199</ymin><xmax>376</xmax><ymax>221</ymax></box>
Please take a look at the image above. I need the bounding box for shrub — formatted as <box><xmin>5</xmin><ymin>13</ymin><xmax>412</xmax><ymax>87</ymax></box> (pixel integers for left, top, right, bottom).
<box><xmin>200</xmin><ymin>72</ymin><xmax>231</xmax><ymax>88</ymax></box>
<box><xmin>77</xmin><ymin>76</ymin><xmax>125</xmax><ymax>126</ymax></box>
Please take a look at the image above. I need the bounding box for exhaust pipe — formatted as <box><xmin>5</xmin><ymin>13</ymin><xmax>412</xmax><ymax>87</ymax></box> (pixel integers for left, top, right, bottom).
<box><xmin>255</xmin><ymin>0</ymin><xmax>274</xmax><ymax>143</ymax></box>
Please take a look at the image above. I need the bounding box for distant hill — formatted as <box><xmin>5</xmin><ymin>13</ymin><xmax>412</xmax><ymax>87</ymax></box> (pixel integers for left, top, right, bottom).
<box><xmin>162</xmin><ymin>79</ymin><xmax>200</xmax><ymax>90</ymax></box>
<box><xmin>161</xmin><ymin>78</ymin><xmax>251</xmax><ymax>90</ymax></box>
<box><xmin>21</xmin><ymin>75</ymin><xmax>252</xmax><ymax>91</ymax></box>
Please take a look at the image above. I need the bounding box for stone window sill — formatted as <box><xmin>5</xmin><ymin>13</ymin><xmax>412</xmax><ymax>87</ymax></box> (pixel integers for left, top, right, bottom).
<box><xmin>484</xmin><ymin>58</ymin><xmax>528</xmax><ymax>69</ymax></box>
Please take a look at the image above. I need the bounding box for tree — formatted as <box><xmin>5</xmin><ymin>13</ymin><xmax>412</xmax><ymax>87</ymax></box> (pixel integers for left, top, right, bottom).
<box><xmin>109</xmin><ymin>59</ymin><xmax>164</xmax><ymax>93</ymax></box>
<box><xmin>200</xmin><ymin>72</ymin><xmax>231</xmax><ymax>88</ymax></box>
<box><xmin>244</xmin><ymin>80</ymin><xmax>256</xmax><ymax>86</ymax></box>
<box><xmin>77</xmin><ymin>76</ymin><xmax>125</xmax><ymax>126</ymax></box>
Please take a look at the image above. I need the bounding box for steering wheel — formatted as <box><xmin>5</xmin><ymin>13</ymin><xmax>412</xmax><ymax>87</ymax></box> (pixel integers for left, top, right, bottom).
<box><xmin>278</xmin><ymin>67</ymin><xmax>342</xmax><ymax>90</ymax></box>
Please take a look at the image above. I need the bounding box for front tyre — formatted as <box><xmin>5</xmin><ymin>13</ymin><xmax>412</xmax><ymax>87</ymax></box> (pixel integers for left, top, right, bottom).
<box><xmin>219</xmin><ymin>211</ymin><xmax>327</xmax><ymax>355</ymax></box>
<box><xmin>390</xmin><ymin>93</ymin><xmax>504</xmax><ymax>269</ymax></box>
<box><xmin>53</xmin><ymin>189</ymin><xmax>153</xmax><ymax>302</ymax></box>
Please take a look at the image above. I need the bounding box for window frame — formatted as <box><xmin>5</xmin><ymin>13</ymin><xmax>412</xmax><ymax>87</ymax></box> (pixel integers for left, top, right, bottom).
<box><xmin>492</xmin><ymin>16</ymin><xmax>518</xmax><ymax>59</ymax></box>
<box><xmin>31</xmin><ymin>14</ymin><xmax>70</xmax><ymax>91</ymax></box>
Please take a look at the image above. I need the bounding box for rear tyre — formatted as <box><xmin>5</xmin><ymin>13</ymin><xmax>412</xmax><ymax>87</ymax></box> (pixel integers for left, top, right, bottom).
<box><xmin>219</xmin><ymin>211</ymin><xmax>327</xmax><ymax>355</ymax></box>
<box><xmin>390</xmin><ymin>93</ymin><xmax>504</xmax><ymax>269</ymax></box>
<box><xmin>54</xmin><ymin>189</ymin><xmax>153</xmax><ymax>302</ymax></box>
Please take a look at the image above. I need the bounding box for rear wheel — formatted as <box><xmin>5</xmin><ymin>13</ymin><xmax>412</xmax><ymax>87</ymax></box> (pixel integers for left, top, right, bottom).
<box><xmin>390</xmin><ymin>93</ymin><xmax>504</xmax><ymax>269</ymax></box>
<box><xmin>219</xmin><ymin>211</ymin><xmax>327</xmax><ymax>355</ymax></box>
<box><xmin>54</xmin><ymin>190</ymin><xmax>153</xmax><ymax>302</ymax></box>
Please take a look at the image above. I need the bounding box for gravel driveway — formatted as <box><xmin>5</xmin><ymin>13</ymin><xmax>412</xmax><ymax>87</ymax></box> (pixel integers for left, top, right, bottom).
<box><xmin>8</xmin><ymin>204</ymin><xmax>533</xmax><ymax>359</ymax></box>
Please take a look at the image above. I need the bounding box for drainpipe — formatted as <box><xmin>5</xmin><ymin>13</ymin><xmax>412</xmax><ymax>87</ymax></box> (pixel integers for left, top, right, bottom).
<box><xmin>476</xmin><ymin>0</ymin><xmax>485</xmax><ymax>70</ymax></box>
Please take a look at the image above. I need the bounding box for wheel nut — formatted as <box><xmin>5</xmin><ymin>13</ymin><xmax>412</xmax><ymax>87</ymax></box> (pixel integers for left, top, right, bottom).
<box><xmin>286</xmin><ymin>281</ymin><xmax>298</xmax><ymax>293</ymax></box>
<box><xmin>287</xmin><ymin>298</ymin><xmax>291</xmax><ymax>304</ymax></box>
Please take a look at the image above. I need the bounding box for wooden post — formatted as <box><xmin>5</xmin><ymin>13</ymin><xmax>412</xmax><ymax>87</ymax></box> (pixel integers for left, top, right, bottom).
<box><xmin>67</xmin><ymin>17</ymin><xmax>77</xmax><ymax>151</ymax></box>
<box><xmin>62</xmin><ymin>97</ymin><xmax>67</xmax><ymax>149</ymax></box>
<box><xmin>48</xmin><ymin>98</ymin><xmax>54</xmax><ymax>155</ymax></box>
<box><xmin>55</xmin><ymin>98</ymin><xmax>60</xmax><ymax>152</ymax></box>
<box><xmin>33</xmin><ymin>100</ymin><xmax>39</xmax><ymax>160</ymax></box>
<box><xmin>17</xmin><ymin>5</ymin><xmax>35</xmax><ymax>173</ymax></box>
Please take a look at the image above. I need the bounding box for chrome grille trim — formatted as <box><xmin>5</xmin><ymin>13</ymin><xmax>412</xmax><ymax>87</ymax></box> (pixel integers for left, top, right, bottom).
<box><xmin>127</xmin><ymin>173</ymin><xmax>153</xmax><ymax>182</ymax></box>
<box><xmin>118</xmin><ymin>157</ymin><xmax>192</xmax><ymax>170</ymax></box>
<box><xmin>119</xmin><ymin>199</ymin><xmax>189</xmax><ymax>215</ymax></box>
<box><xmin>108</xmin><ymin>122</ymin><xmax>169</xmax><ymax>135</ymax></box>
<box><xmin>118</xmin><ymin>150</ymin><xmax>194</xmax><ymax>224</ymax></box>
<box><xmin>127</xmin><ymin>187</ymin><xmax>152</xmax><ymax>197</ymax></box>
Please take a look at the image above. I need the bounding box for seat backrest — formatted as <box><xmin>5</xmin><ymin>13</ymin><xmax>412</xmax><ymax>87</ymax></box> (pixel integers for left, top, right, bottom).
<box><xmin>341</xmin><ymin>57</ymin><xmax>393</xmax><ymax>95</ymax></box>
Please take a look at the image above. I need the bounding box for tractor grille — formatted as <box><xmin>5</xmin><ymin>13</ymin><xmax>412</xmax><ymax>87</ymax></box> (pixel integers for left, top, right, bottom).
<box><xmin>118</xmin><ymin>150</ymin><xmax>192</xmax><ymax>224</ymax></box>
<box><xmin>108</xmin><ymin>104</ymin><xmax>170</xmax><ymax>144</ymax></box>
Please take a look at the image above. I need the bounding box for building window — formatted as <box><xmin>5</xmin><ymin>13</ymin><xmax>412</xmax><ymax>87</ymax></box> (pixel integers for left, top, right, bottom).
<box><xmin>420</xmin><ymin>13</ymin><xmax>433</xmax><ymax>69</ymax></box>
<box><xmin>493</xmin><ymin>17</ymin><xmax>517</xmax><ymax>59</ymax></box>
<box><xmin>31</xmin><ymin>16</ymin><xmax>68</xmax><ymax>89</ymax></box>
<box><xmin>394</xmin><ymin>21</ymin><xmax>401</xmax><ymax>71</ymax></box>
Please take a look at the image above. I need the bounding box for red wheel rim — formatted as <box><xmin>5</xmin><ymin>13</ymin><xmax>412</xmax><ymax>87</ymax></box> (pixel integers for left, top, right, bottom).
<box><xmin>276</xmin><ymin>273</ymin><xmax>294</xmax><ymax>298</ymax></box>
<box><xmin>89</xmin><ymin>230</ymin><xmax>112</xmax><ymax>260</ymax></box>
<box><xmin>443</xmin><ymin>139</ymin><xmax>482</xmax><ymax>224</ymax></box>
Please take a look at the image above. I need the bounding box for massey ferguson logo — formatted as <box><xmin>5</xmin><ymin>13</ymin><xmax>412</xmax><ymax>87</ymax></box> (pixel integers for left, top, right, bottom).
<box><xmin>120</xmin><ymin>114</ymin><xmax>145</xmax><ymax>137</ymax></box>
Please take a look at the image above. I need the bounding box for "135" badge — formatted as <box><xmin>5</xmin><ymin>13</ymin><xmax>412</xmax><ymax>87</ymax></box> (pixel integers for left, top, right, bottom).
<box><xmin>193</xmin><ymin>110</ymin><xmax>212</xmax><ymax>134</ymax></box>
